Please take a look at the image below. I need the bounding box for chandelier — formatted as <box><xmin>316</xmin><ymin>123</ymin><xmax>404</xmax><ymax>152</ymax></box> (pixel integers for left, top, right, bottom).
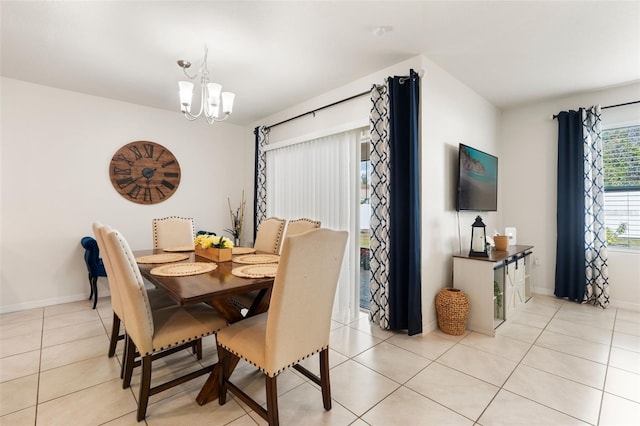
<box><xmin>177</xmin><ymin>46</ymin><xmax>235</xmax><ymax>124</ymax></box>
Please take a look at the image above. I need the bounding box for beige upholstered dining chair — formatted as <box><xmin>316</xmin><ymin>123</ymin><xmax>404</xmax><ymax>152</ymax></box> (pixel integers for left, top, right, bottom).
<box><xmin>283</xmin><ymin>218</ymin><xmax>321</xmax><ymax>239</ymax></box>
<box><xmin>231</xmin><ymin>216</ymin><xmax>289</xmax><ymax>311</ymax></box>
<box><xmin>152</xmin><ymin>216</ymin><xmax>195</xmax><ymax>249</ymax></box>
<box><xmin>92</xmin><ymin>222</ymin><xmax>176</xmax><ymax>360</ymax></box>
<box><xmin>232</xmin><ymin>218</ymin><xmax>321</xmax><ymax>311</ymax></box>
<box><xmin>217</xmin><ymin>228</ymin><xmax>348</xmax><ymax>426</ymax></box>
<box><xmin>253</xmin><ymin>216</ymin><xmax>286</xmax><ymax>254</ymax></box>
<box><xmin>104</xmin><ymin>228</ymin><xmax>228</xmax><ymax>421</ymax></box>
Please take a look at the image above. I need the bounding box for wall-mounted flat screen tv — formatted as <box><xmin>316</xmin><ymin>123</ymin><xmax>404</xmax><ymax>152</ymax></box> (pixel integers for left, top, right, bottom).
<box><xmin>456</xmin><ymin>143</ymin><xmax>498</xmax><ymax>211</ymax></box>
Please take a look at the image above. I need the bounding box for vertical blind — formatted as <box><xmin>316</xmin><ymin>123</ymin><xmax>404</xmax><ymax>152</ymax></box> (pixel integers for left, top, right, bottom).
<box><xmin>265</xmin><ymin>130</ymin><xmax>360</xmax><ymax>322</ymax></box>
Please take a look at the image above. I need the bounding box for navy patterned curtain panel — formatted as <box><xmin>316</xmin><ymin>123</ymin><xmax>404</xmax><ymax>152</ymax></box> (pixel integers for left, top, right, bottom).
<box><xmin>369</xmin><ymin>69</ymin><xmax>423</xmax><ymax>335</ymax></box>
<box><xmin>254</xmin><ymin>126</ymin><xmax>270</xmax><ymax>241</ymax></box>
<box><xmin>555</xmin><ymin>106</ymin><xmax>609</xmax><ymax>308</ymax></box>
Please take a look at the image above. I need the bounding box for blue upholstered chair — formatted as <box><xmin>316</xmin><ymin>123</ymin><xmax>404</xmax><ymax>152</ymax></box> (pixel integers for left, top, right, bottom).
<box><xmin>80</xmin><ymin>236</ymin><xmax>107</xmax><ymax>309</ymax></box>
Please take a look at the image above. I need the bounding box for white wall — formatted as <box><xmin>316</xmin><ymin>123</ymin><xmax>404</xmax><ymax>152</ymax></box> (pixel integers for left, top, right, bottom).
<box><xmin>420</xmin><ymin>55</ymin><xmax>501</xmax><ymax>331</ymax></box>
<box><xmin>500</xmin><ymin>82</ymin><xmax>640</xmax><ymax>310</ymax></box>
<box><xmin>251</xmin><ymin>55</ymin><xmax>501</xmax><ymax>332</ymax></box>
<box><xmin>0</xmin><ymin>78</ymin><xmax>252</xmax><ymax>313</ymax></box>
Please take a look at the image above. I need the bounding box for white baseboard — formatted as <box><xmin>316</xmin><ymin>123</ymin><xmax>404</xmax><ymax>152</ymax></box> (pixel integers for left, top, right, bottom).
<box><xmin>0</xmin><ymin>286</ymin><xmax>113</xmax><ymax>315</ymax></box>
<box><xmin>531</xmin><ymin>288</ymin><xmax>640</xmax><ymax>312</ymax></box>
<box><xmin>609</xmin><ymin>298</ymin><xmax>640</xmax><ymax>312</ymax></box>
<box><xmin>532</xmin><ymin>286</ymin><xmax>554</xmax><ymax>296</ymax></box>
<box><xmin>0</xmin><ymin>293</ymin><xmax>89</xmax><ymax>314</ymax></box>
<box><xmin>422</xmin><ymin>318</ymin><xmax>438</xmax><ymax>334</ymax></box>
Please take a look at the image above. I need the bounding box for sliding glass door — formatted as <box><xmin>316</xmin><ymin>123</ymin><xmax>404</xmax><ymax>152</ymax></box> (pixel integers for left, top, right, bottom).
<box><xmin>359</xmin><ymin>133</ymin><xmax>372</xmax><ymax>311</ymax></box>
<box><xmin>264</xmin><ymin>128</ymin><xmax>365</xmax><ymax>322</ymax></box>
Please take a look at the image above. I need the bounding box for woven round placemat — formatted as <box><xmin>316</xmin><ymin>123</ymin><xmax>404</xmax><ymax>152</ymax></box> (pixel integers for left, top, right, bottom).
<box><xmin>232</xmin><ymin>247</ymin><xmax>257</xmax><ymax>255</ymax></box>
<box><xmin>135</xmin><ymin>253</ymin><xmax>190</xmax><ymax>264</ymax></box>
<box><xmin>231</xmin><ymin>264</ymin><xmax>278</xmax><ymax>278</ymax></box>
<box><xmin>150</xmin><ymin>262</ymin><xmax>217</xmax><ymax>277</ymax></box>
<box><xmin>163</xmin><ymin>245</ymin><xmax>195</xmax><ymax>252</ymax></box>
<box><xmin>233</xmin><ymin>254</ymin><xmax>280</xmax><ymax>264</ymax></box>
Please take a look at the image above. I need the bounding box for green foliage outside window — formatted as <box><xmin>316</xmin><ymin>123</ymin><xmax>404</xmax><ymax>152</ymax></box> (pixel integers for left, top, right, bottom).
<box><xmin>606</xmin><ymin>223</ymin><xmax>627</xmax><ymax>245</ymax></box>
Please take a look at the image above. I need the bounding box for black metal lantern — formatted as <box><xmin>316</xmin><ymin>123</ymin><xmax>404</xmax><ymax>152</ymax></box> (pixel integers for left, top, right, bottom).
<box><xmin>469</xmin><ymin>216</ymin><xmax>489</xmax><ymax>257</ymax></box>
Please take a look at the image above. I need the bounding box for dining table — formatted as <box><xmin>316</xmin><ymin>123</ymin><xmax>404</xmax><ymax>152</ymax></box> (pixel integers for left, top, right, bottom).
<box><xmin>134</xmin><ymin>248</ymin><xmax>276</xmax><ymax>405</ymax></box>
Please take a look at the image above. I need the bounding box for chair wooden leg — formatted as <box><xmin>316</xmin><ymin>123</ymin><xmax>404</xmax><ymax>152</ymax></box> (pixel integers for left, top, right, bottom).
<box><xmin>108</xmin><ymin>312</ymin><xmax>120</xmax><ymax>358</ymax></box>
<box><xmin>217</xmin><ymin>346</ymin><xmax>276</xmax><ymax>424</ymax></box>
<box><xmin>218</xmin><ymin>344</ymin><xmax>229</xmax><ymax>405</ymax></box>
<box><xmin>137</xmin><ymin>355</ymin><xmax>152</xmax><ymax>421</ymax></box>
<box><xmin>120</xmin><ymin>334</ymin><xmax>126</xmax><ymax>379</ymax></box>
<box><xmin>319</xmin><ymin>348</ymin><xmax>332</xmax><ymax>410</ymax></box>
<box><xmin>194</xmin><ymin>338</ymin><xmax>202</xmax><ymax>360</ymax></box>
<box><xmin>123</xmin><ymin>336</ymin><xmax>136</xmax><ymax>389</ymax></box>
<box><xmin>266</xmin><ymin>375</ymin><xmax>279</xmax><ymax>426</ymax></box>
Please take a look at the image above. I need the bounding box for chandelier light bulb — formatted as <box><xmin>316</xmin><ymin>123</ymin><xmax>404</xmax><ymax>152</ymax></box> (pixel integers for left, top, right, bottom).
<box><xmin>207</xmin><ymin>82</ymin><xmax>222</xmax><ymax>106</ymax></box>
<box><xmin>178</xmin><ymin>81</ymin><xmax>194</xmax><ymax>113</ymax></box>
<box><xmin>221</xmin><ymin>92</ymin><xmax>235</xmax><ymax>114</ymax></box>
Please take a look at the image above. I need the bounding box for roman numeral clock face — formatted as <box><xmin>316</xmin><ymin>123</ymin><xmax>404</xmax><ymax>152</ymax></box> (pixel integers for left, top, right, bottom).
<box><xmin>109</xmin><ymin>141</ymin><xmax>181</xmax><ymax>205</ymax></box>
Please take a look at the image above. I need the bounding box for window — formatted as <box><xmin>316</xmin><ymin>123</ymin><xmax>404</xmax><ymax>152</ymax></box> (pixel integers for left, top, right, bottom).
<box><xmin>264</xmin><ymin>128</ymin><xmax>361</xmax><ymax>322</ymax></box>
<box><xmin>603</xmin><ymin>124</ymin><xmax>640</xmax><ymax>249</ymax></box>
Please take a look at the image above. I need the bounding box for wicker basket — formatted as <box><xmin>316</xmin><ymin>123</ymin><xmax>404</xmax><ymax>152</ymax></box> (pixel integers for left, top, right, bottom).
<box><xmin>493</xmin><ymin>235</ymin><xmax>509</xmax><ymax>251</ymax></box>
<box><xmin>435</xmin><ymin>288</ymin><xmax>470</xmax><ymax>335</ymax></box>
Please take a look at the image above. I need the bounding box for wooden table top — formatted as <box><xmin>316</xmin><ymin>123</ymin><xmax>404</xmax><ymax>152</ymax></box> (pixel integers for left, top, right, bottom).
<box><xmin>135</xmin><ymin>249</ymin><xmax>275</xmax><ymax>307</ymax></box>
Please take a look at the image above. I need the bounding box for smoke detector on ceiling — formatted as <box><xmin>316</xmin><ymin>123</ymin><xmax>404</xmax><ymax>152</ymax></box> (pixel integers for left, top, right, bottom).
<box><xmin>373</xmin><ymin>26</ymin><xmax>392</xmax><ymax>37</ymax></box>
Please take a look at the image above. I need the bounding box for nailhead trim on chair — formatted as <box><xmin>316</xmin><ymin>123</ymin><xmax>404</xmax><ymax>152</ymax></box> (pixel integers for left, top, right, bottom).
<box><xmin>143</xmin><ymin>328</ymin><xmax>226</xmax><ymax>357</ymax></box>
<box><xmin>269</xmin><ymin>218</ymin><xmax>285</xmax><ymax>253</ymax></box>
<box><xmin>218</xmin><ymin>344</ymin><xmax>329</xmax><ymax>378</ymax></box>
<box><xmin>115</xmin><ymin>233</ymin><xmax>156</xmax><ymax>333</ymax></box>
<box><xmin>288</xmin><ymin>218</ymin><xmax>321</xmax><ymax>228</ymax></box>
<box><xmin>256</xmin><ymin>217</ymin><xmax>285</xmax><ymax>254</ymax></box>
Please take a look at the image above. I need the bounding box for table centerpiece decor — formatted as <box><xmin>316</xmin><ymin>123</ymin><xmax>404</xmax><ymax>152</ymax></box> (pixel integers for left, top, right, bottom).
<box><xmin>225</xmin><ymin>190</ymin><xmax>246</xmax><ymax>247</ymax></box>
<box><xmin>194</xmin><ymin>233</ymin><xmax>234</xmax><ymax>262</ymax></box>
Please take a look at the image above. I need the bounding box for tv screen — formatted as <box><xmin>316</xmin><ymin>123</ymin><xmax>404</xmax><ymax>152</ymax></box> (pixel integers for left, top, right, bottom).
<box><xmin>456</xmin><ymin>143</ymin><xmax>498</xmax><ymax>211</ymax></box>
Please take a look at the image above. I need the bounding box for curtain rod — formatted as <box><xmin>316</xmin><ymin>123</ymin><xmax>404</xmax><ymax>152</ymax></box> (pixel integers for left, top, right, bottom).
<box><xmin>602</xmin><ymin>100</ymin><xmax>640</xmax><ymax>110</ymax></box>
<box><xmin>262</xmin><ymin>70</ymin><xmax>420</xmax><ymax>130</ymax></box>
<box><xmin>265</xmin><ymin>89</ymin><xmax>371</xmax><ymax>130</ymax></box>
<box><xmin>551</xmin><ymin>100</ymin><xmax>640</xmax><ymax>119</ymax></box>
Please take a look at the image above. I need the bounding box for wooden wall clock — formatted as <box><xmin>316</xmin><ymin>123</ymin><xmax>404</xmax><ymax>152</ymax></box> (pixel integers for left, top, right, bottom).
<box><xmin>109</xmin><ymin>141</ymin><xmax>181</xmax><ymax>205</ymax></box>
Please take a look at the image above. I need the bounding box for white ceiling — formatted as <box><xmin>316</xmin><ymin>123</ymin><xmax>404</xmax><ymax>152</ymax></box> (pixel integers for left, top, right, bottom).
<box><xmin>2</xmin><ymin>1</ymin><xmax>639</xmax><ymax>126</ymax></box>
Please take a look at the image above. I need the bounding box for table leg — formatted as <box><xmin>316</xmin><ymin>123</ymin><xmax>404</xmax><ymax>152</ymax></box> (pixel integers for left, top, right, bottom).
<box><xmin>208</xmin><ymin>298</ymin><xmax>244</xmax><ymax>324</ymax></box>
<box><xmin>196</xmin><ymin>357</ymin><xmax>239</xmax><ymax>405</ymax></box>
<box><xmin>247</xmin><ymin>288</ymin><xmax>271</xmax><ymax>317</ymax></box>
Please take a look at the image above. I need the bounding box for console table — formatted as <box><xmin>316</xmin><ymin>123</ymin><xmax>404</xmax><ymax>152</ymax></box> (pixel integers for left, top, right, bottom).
<box><xmin>453</xmin><ymin>245</ymin><xmax>533</xmax><ymax>336</ymax></box>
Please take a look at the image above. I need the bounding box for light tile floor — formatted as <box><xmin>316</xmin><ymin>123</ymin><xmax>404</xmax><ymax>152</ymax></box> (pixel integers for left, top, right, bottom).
<box><xmin>1</xmin><ymin>294</ymin><xmax>639</xmax><ymax>425</ymax></box>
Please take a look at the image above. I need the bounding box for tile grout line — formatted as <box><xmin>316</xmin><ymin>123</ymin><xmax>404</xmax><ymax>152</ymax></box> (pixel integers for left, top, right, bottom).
<box><xmin>489</xmin><ymin>300</ymin><xmax>613</xmax><ymax>425</ymax></box>
<box><xmin>34</xmin><ymin>307</ymin><xmax>45</xmax><ymax>426</ymax></box>
<box><xmin>472</xmin><ymin>300</ymin><xmax>564</xmax><ymax>424</ymax></box>
<box><xmin>596</xmin><ymin>305</ymin><xmax>619</xmax><ymax>426</ymax></box>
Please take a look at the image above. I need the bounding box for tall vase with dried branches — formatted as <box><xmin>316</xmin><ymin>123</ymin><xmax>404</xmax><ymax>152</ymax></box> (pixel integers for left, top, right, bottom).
<box><xmin>225</xmin><ymin>190</ymin><xmax>246</xmax><ymax>246</ymax></box>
